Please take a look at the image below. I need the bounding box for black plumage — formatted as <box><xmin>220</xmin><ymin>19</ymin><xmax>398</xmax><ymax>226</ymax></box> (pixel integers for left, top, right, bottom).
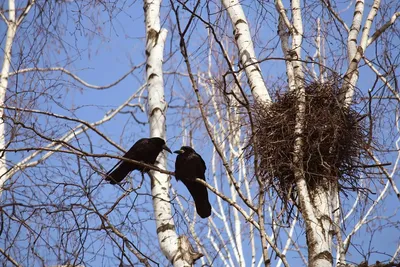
<box><xmin>174</xmin><ymin>146</ymin><xmax>211</xmax><ymax>218</ymax></box>
<box><xmin>106</xmin><ymin>137</ymin><xmax>172</xmax><ymax>184</ymax></box>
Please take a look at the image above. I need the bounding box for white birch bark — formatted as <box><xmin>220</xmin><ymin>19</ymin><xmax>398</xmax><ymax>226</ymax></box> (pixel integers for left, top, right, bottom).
<box><xmin>286</xmin><ymin>1</ymin><xmax>334</xmax><ymax>266</ymax></box>
<box><xmin>341</xmin><ymin>0</ymin><xmax>389</xmax><ymax>106</ymax></box>
<box><xmin>359</xmin><ymin>0</ymin><xmax>381</xmax><ymax>51</ymax></box>
<box><xmin>144</xmin><ymin>1</ymin><xmax>199</xmax><ymax>265</ymax></box>
<box><xmin>367</xmin><ymin>11</ymin><xmax>400</xmax><ymax>46</ymax></box>
<box><xmin>221</xmin><ymin>0</ymin><xmax>271</xmax><ymax>103</ymax></box>
<box><xmin>347</xmin><ymin>0</ymin><xmax>364</xmax><ymax>63</ymax></box>
<box><xmin>308</xmin><ymin>183</ymin><xmax>334</xmax><ymax>267</ymax></box>
<box><xmin>277</xmin><ymin>14</ymin><xmax>296</xmax><ymax>91</ymax></box>
<box><xmin>275</xmin><ymin>1</ymin><xmax>331</xmax><ymax>266</ymax></box>
<box><xmin>290</xmin><ymin>0</ymin><xmax>304</xmax><ymax>87</ymax></box>
<box><xmin>0</xmin><ymin>0</ymin><xmax>18</xmax><ymax>197</ymax></box>
<box><xmin>333</xmin><ymin>183</ymin><xmax>346</xmax><ymax>265</ymax></box>
<box><xmin>339</xmin><ymin>0</ymin><xmax>364</xmax><ymax>106</ymax></box>
<box><xmin>315</xmin><ymin>19</ymin><xmax>325</xmax><ymax>83</ymax></box>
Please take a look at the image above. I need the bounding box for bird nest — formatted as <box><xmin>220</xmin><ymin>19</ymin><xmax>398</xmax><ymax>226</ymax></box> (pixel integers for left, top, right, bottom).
<box><xmin>248</xmin><ymin>80</ymin><xmax>369</xmax><ymax>213</ymax></box>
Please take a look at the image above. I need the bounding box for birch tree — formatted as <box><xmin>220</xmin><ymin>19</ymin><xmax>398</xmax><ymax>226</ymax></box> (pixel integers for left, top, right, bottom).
<box><xmin>144</xmin><ymin>0</ymin><xmax>202</xmax><ymax>265</ymax></box>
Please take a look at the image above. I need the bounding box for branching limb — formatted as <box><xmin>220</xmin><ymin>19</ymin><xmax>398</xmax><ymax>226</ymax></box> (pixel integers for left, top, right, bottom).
<box><xmin>275</xmin><ymin>0</ymin><xmax>294</xmax><ymax>34</ymax></box>
<box><xmin>86</xmin><ymin>199</ymin><xmax>154</xmax><ymax>266</ymax></box>
<box><xmin>0</xmin><ymin>9</ymin><xmax>8</xmax><ymax>24</ymax></box>
<box><xmin>368</xmin><ymin>12</ymin><xmax>400</xmax><ymax>46</ymax></box>
<box><xmin>222</xmin><ymin>0</ymin><xmax>271</xmax><ymax>102</ymax></box>
<box><xmin>2</xmin><ymin>147</ymin><xmax>175</xmax><ymax>176</ymax></box>
<box><xmin>176</xmin><ymin>0</ymin><xmax>250</xmax><ymax>107</ymax></box>
<box><xmin>1</xmin><ymin>85</ymin><xmax>145</xmax><ymax>185</ymax></box>
<box><xmin>0</xmin><ymin>248</ymin><xmax>22</xmax><ymax>267</ymax></box>
<box><xmin>367</xmin><ymin>150</ymin><xmax>400</xmax><ymax>200</ymax></box>
<box><xmin>9</xmin><ymin>64</ymin><xmax>144</xmax><ymax>90</ymax></box>
<box><xmin>276</xmin><ymin>215</ymin><xmax>299</xmax><ymax>267</ymax></box>
<box><xmin>195</xmin><ymin>178</ymin><xmax>290</xmax><ymax>265</ymax></box>
<box><xmin>277</xmin><ymin>10</ymin><xmax>295</xmax><ymax>90</ymax></box>
<box><xmin>16</xmin><ymin>0</ymin><xmax>36</xmax><ymax>26</ymax></box>
<box><xmin>363</xmin><ymin>56</ymin><xmax>400</xmax><ymax>102</ymax></box>
<box><xmin>321</xmin><ymin>0</ymin><xmax>350</xmax><ymax>32</ymax></box>
<box><xmin>343</xmin><ymin>179</ymin><xmax>394</xmax><ymax>251</ymax></box>
<box><xmin>341</xmin><ymin>0</ymin><xmax>382</xmax><ymax>106</ymax></box>
<box><xmin>172</xmin><ymin>1</ymin><xmax>257</xmax><ymax>213</ymax></box>
<box><xmin>1</xmin><ymin>105</ymin><xmax>125</xmax><ymax>153</ymax></box>
<box><xmin>347</xmin><ymin>0</ymin><xmax>365</xmax><ymax>62</ymax></box>
<box><xmin>360</xmin><ymin>0</ymin><xmax>381</xmax><ymax>49</ymax></box>
<box><xmin>195</xmin><ymin>178</ymin><xmax>259</xmax><ymax>229</ymax></box>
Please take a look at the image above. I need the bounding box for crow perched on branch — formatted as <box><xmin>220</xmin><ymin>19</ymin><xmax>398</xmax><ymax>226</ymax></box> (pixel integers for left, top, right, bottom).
<box><xmin>106</xmin><ymin>137</ymin><xmax>172</xmax><ymax>184</ymax></box>
<box><xmin>174</xmin><ymin>146</ymin><xmax>212</xmax><ymax>218</ymax></box>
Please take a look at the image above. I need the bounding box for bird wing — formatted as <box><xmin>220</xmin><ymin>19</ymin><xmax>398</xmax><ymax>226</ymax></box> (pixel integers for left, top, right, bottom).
<box><xmin>191</xmin><ymin>152</ymin><xmax>206</xmax><ymax>180</ymax></box>
<box><xmin>123</xmin><ymin>138</ymin><xmax>150</xmax><ymax>160</ymax></box>
<box><xmin>195</xmin><ymin>151</ymin><xmax>207</xmax><ymax>172</ymax></box>
<box><xmin>106</xmin><ymin>139</ymin><xmax>146</xmax><ymax>172</ymax></box>
<box><xmin>174</xmin><ymin>151</ymin><xmax>185</xmax><ymax>180</ymax></box>
<box><xmin>175</xmin><ymin>151</ymin><xmax>207</xmax><ymax>180</ymax></box>
<box><xmin>105</xmin><ymin>138</ymin><xmax>150</xmax><ymax>183</ymax></box>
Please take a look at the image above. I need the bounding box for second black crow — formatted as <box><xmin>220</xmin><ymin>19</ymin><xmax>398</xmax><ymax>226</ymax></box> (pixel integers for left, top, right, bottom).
<box><xmin>174</xmin><ymin>146</ymin><xmax>212</xmax><ymax>218</ymax></box>
<box><xmin>106</xmin><ymin>137</ymin><xmax>172</xmax><ymax>184</ymax></box>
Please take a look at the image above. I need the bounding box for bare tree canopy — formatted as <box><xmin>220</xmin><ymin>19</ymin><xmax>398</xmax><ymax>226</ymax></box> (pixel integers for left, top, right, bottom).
<box><xmin>0</xmin><ymin>0</ymin><xmax>399</xmax><ymax>266</ymax></box>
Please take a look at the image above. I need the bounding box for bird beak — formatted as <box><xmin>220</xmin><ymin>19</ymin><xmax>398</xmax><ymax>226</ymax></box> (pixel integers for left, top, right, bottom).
<box><xmin>163</xmin><ymin>144</ymin><xmax>172</xmax><ymax>154</ymax></box>
<box><xmin>174</xmin><ymin>149</ymin><xmax>184</xmax><ymax>154</ymax></box>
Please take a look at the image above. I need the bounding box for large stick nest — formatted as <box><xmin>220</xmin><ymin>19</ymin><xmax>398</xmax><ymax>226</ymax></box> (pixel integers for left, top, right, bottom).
<box><xmin>248</xmin><ymin>80</ymin><xmax>369</xmax><ymax>210</ymax></box>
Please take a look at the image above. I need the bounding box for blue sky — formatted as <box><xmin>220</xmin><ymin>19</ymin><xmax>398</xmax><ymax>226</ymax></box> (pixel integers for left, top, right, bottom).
<box><xmin>1</xmin><ymin>0</ymin><xmax>399</xmax><ymax>266</ymax></box>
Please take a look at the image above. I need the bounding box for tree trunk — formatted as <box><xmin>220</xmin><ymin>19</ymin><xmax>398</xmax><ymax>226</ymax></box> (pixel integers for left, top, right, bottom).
<box><xmin>0</xmin><ymin>0</ymin><xmax>17</xmax><ymax>197</ymax></box>
<box><xmin>282</xmin><ymin>1</ymin><xmax>335</xmax><ymax>266</ymax></box>
<box><xmin>144</xmin><ymin>0</ymin><xmax>201</xmax><ymax>265</ymax></box>
<box><xmin>222</xmin><ymin>0</ymin><xmax>271</xmax><ymax>103</ymax></box>
<box><xmin>307</xmin><ymin>183</ymin><xmax>334</xmax><ymax>267</ymax></box>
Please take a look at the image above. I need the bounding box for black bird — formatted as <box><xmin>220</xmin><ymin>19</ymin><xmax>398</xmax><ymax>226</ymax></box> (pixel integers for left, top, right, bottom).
<box><xmin>174</xmin><ymin>146</ymin><xmax>211</xmax><ymax>218</ymax></box>
<box><xmin>106</xmin><ymin>137</ymin><xmax>172</xmax><ymax>184</ymax></box>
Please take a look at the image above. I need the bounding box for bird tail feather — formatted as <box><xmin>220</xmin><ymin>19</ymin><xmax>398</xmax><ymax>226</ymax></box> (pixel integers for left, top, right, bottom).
<box><xmin>106</xmin><ymin>163</ymin><xmax>131</xmax><ymax>184</ymax></box>
<box><xmin>183</xmin><ymin>180</ymin><xmax>212</xmax><ymax>218</ymax></box>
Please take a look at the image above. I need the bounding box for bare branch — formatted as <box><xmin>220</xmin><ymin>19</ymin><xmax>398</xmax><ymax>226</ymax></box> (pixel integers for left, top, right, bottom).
<box><xmin>368</xmin><ymin>12</ymin><xmax>400</xmax><ymax>46</ymax></box>
<box><xmin>360</xmin><ymin>0</ymin><xmax>381</xmax><ymax>49</ymax></box>
<box><xmin>367</xmin><ymin>149</ymin><xmax>400</xmax><ymax>199</ymax></box>
<box><xmin>363</xmin><ymin>56</ymin><xmax>400</xmax><ymax>102</ymax></box>
<box><xmin>221</xmin><ymin>0</ymin><xmax>271</xmax><ymax>102</ymax></box>
<box><xmin>16</xmin><ymin>0</ymin><xmax>36</xmax><ymax>26</ymax></box>
<box><xmin>0</xmin><ymin>248</ymin><xmax>22</xmax><ymax>267</ymax></box>
<box><xmin>9</xmin><ymin>64</ymin><xmax>145</xmax><ymax>90</ymax></box>
<box><xmin>347</xmin><ymin>0</ymin><xmax>365</xmax><ymax>62</ymax></box>
<box><xmin>0</xmin><ymin>9</ymin><xmax>8</xmax><ymax>25</ymax></box>
<box><xmin>321</xmin><ymin>0</ymin><xmax>350</xmax><ymax>32</ymax></box>
<box><xmin>195</xmin><ymin>178</ymin><xmax>290</xmax><ymax>266</ymax></box>
<box><xmin>343</xmin><ymin>179</ymin><xmax>393</xmax><ymax>250</ymax></box>
<box><xmin>275</xmin><ymin>0</ymin><xmax>294</xmax><ymax>33</ymax></box>
<box><xmin>2</xmin><ymin>85</ymin><xmax>145</xmax><ymax>183</ymax></box>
